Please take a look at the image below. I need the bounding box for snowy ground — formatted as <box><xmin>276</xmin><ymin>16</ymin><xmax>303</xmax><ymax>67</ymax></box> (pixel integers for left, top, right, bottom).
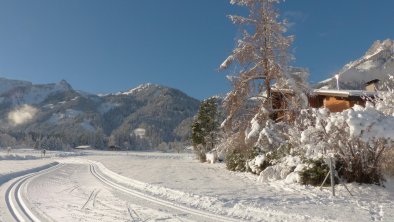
<box><xmin>0</xmin><ymin>149</ymin><xmax>393</xmax><ymax>221</ymax></box>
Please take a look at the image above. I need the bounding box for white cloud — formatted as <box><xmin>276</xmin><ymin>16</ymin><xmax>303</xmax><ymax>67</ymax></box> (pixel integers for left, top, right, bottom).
<box><xmin>8</xmin><ymin>104</ymin><xmax>38</xmax><ymax>126</ymax></box>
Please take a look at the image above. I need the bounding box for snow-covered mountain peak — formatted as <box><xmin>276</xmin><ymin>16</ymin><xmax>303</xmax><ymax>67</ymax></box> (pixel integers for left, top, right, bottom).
<box><xmin>0</xmin><ymin>78</ymin><xmax>76</xmax><ymax>106</ymax></box>
<box><xmin>317</xmin><ymin>39</ymin><xmax>394</xmax><ymax>89</ymax></box>
<box><xmin>364</xmin><ymin>39</ymin><xmax>394</xmax><ymax>60</ymax></box>
<box><xmin>56</xmin><ymin>79</ymin><xmax>73</xmax><ymax>91</ymax></box>
<box><xmin>0</xmin><ymin>77</ymin><xmax>32</xmax><ymax>95</ymax></box>
<box><xmin>120</xmin><ymin>83</ymin><xmax>160</xmax><ymax>95</ymax></box>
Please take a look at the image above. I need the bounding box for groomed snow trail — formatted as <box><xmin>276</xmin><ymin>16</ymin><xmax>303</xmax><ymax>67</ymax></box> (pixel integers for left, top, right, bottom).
<box><xmin>1</xmin><ymin>151</ymin><xmax>394</xmax><ymax>221</ymax></box>
<box><xmin>87</xmin><ymin>152</ymin><xmax>394</xmax><ymax>222</ymax></box>
<box><xmin>11</xmin><ymin>159</ymin><xmax>240</xmax><ymax>222</ymax></box>
<box><xmin>0</xmin><ymin>163</ymin><xmax>60</xmax><ymax>222</ymax></box>
<box><xmin>89</xmin><ymin>162</ymin><xmax>239</xmax><ymax>222</ymax></box>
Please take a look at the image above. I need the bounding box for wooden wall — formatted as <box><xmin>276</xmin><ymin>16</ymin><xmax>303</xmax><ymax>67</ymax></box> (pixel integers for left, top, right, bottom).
<box><xmin>309</xmin><ymin>95</ymin><xmax>367</xmax><ymax>112</ymax></box>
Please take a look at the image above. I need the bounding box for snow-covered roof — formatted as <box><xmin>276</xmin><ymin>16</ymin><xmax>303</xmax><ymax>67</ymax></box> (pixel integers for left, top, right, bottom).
<box><xmin>272</xmin><ymin>88</ymin><xmax>377</xmax><ymax>97</ymax></box>
<box><xmin>312</xmin><ymin>89</ymin><xmax>377</xmax><ymax>98</ymax></box>
<box><xmin>74</xmin><ymin>145</ymin><xmax>92</xmax><ymax>149</ymax></box>
<box><xmin>271</xmin><ymin>88</ymin><xmax>294</xmax><ymax>94</ymax></box>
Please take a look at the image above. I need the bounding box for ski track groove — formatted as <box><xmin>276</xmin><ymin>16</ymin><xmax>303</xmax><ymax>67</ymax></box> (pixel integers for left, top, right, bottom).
<box><xmin>92</xmin><ymin>189</ymin><xmax>100</xmax><ymax>207</ymax></box>
<box><xmin>89</xmin><ymin>163</ymin><xmax>240</xmax><ymax>222</ymax></box>
<box><xmin>4</xmin><ymin>163</ymin><xmax>62</xmax><ymax>222</ymax></box>
<box><xmin>81</xmin><ymin>189</ymin><xmax>96</xmax><ymax>210</ymax></box>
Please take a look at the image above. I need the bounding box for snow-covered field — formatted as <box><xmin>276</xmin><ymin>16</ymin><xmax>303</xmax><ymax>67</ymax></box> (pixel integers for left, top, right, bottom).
<box><xmin>0</xmin><ymin>149</ymin><xmax>393</xmax><ymax>221</ymax></box>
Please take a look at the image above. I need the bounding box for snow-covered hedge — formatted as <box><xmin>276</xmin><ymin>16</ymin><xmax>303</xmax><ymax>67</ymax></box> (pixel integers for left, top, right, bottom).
<box><xmin>219</xmin><ymin>97</ymin><xmax>394</xmax><ymax>185</ymax></box>
<box><xmin>289</xmin><ymin>104</ymin><xmax>394</xmax><ymax>185</ymax></box>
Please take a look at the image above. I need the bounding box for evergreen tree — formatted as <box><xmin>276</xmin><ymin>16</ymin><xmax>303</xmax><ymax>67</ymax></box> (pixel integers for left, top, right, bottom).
<box><xmin>191</xmin><ymin>97</ymin><xmax>219</xmax><ymax>161</ymax></box>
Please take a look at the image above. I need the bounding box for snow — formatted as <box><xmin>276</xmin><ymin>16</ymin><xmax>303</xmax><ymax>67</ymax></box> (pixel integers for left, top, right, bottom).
<box><xmin>43</xmin><ymin>103</ymin><xmax>55</xmax><ymax>109</ymax></box>
<box><xmin>22</xmin><ymin>85</ymin><xmax>57</xmax><ymax>104</ymax></box>
<box><xmin>220</xmin><ymin>55</ymin><xmax>234</xmax><ymax>70</ymax></box>
<box><xmin>118</xmin><ymin>83</ymin><xmax>159</xmax><ymax>96</ymax></box>
<box><xmin>85</xmin><ymin>152</ymin><xmax>394</xmax><ymax>221</ymax></box>
<box><xmin>313</xmin><ymin>89</ymin><xmax>377</xmax><ymax>97</ymax></box>
<box><xmin>246</xmin><ymin>115</ymin><xmax>261</xmax><ymax>140</ymax></box>
<box><xmin>319</xmin><ymin>39</ymin><xmax>394</xmax><ymax>87</ymax></box>
<box><xmin>0</xmin><ymin>150</ymin><xmax>393</xmax><ymax>221</ymax></box>
<box><xmin>0</xmin><ymin>78</ymin><xmax>31</xmax><ymax>95</ymax></box>
<box><xmin>206</xmin><ymin>151</ymin><xmax>218</xmax><ymax>164</ymax></box>
<box><xmin>81</xmin><ymin>120</ymin><xmax>95</xmax><ymax>131</ymax></box>
<box><xmin>258</xmin><ymin>156</ymin><xmax>301</xmax><ymax>182</ymax></box>
<box><xmin>133</xmin><ymin>128</ymin><xmax>146</xmax><ymax>138</ymax></box>
<box><xmin>339</xmin><ymin>104</ymin><xmax>394</xmax><ymax>141</ymax></box>
<box><xmin>0</xmin><ymin>148</ymin><xmax>85</xmax><ymax>184</ymax></box>
<box><xmin>254</xmin><ymin>155</ymin><xmax>265</xmax><ymax>166</ymax></box>
<box><xmin>98</xmin><ymin>102</ymin><xmax>119</xmax><ymax>114</ymax></box>
<box><xmin>48</xmin><ymin>109</ymin><xmax>83</xmax><ymax>123</ymax></box>
<box><xmin>1</xmin><ymin>81</ymin><xmax>71</xmax><ymax>106</ymax></box>
<box><xmin>356</xmin><ymin>60</ymin><xmax>379</xmax><ymax>71</ymax></box>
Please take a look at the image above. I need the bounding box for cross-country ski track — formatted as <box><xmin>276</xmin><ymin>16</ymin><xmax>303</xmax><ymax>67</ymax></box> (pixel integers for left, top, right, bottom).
<box><xmin>1</xmin><ymin>151</ymin><xmax>394</xmax><ymax>222</ymax></box>
<box><xmin>1</xmin><ymin>163</ymin><xmax>61</xmax><ymax>222</ymax></box>
<box><xmin>0</xmin><ymin>159</ymin><xmax>240</xmax><ymax>222</ymax></box>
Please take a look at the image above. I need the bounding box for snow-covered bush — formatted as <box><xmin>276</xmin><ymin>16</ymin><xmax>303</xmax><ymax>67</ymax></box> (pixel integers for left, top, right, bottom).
<box><xmin>221</xmin><ymin>100</ymin><xmax>394</xmax><ymax>185</ymax></box>
<box><xmin>226</xmin><ymin>149</ymin><xmax>250</xmax><ymax>172</ymax></box>
<box><xmin>218</xmin><ymin>72</ymin><xmax>394</xmax><ymax>185</ymax></box>
<box><xmin>259</xmin><ymin>155</ymin><xmax>301</xmax><ymax>182</ymax></box>
<box><xmin>246</xmin><ymin>118</ymin><xmax>289</xmax><ymax>153</ymax></box>
<box><xmin>206</xmin><ymin>150</ymin><xmax>218</xmax><ymax>164</ymax></box>
<box><xmin>246</xmin><ymin>143</ymin><xmax>292</xmax><ymax>174</ymax></box>
<box><xmin>246</xmin><ymin>154</ymin><xmax>266</xmax><ymax>174</ymax></box>
<box><xmin>289</xmin><ymin>104</ymin><xmax>394</xmax><ymax>185</ymax></box>
<box><xmin>224</xmin><ymin>132</ymin><xmax>257</xmax><ymax>171</ymax></box>
<box><xmin>299</xmin><ymin>158</ymin><xmax>332</xmax><ymax>186</ymax></box>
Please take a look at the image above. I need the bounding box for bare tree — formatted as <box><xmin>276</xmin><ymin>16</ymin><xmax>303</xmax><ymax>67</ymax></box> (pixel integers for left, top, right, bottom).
<box><xmin>220</xmin><ymin>0</ymin><xmax>300</xmax><ymax>133</ymax></box>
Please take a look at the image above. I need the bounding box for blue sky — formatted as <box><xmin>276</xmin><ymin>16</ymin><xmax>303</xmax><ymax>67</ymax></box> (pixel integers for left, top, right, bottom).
<box><xmin>0</xmin><ymin>0</ymin><xmax>393</xmax><ymax>99</ymax></box>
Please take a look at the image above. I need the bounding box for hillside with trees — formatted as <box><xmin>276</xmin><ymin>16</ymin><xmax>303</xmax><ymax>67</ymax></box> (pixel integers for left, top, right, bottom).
<box><xmin>0</xmin><ymin>79</ymin><xmax>199</xmax><ymax>151</ymax></box>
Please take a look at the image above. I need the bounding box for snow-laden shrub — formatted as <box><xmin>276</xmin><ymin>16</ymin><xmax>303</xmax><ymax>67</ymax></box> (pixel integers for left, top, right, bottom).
<box><xmin>206</xmin><ymin>150</ymin><xmax>218</xmax><ymax>164</ymax></box>
<box><xmin>299</xmin><ymin>158</ymin><xmax>333</xmax><ymax>186</ymax></box>
<box><xmin>220</xmin><ymin>78</ymin><xmax>394</xmax><ymax>185</ymax></box>
<box><xmin>289</xmin><ymin>104</ymin><xmax>394</xmax><ymax>185</ymax></box>
<box><xmin>246</xmin><ymin>143</ymin><xmax>293</xmax><ymax>174</ymax></box>
<box><xmin>246</xmin><ymin>154</ymin><xmax>266</xmax><ymax>174</ymax></box>
<box><xmin>226</xmin><ymin>146</ymin><xmax>258</xmax><ymax>172</ymax></box>
<box><xmin>246</xmin><ymin>118</ymin><xmax>288</xmax><ymax>153</ymax></box>
<box><xmin>259</xmin><ymin>156</ymin><xmax>300</xmax><ymax>182</ymax></box>
<box><xmin>375</xmin><ymin>75</ymin><xmax>394</xmax><ymax>116</ymax></box>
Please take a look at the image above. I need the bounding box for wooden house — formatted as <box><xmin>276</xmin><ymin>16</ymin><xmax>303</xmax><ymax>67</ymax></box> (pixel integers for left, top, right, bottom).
<box><xmin>308</xmin><ymin>89</ymin><xmax>377</xmax><ymax>112</ymax></box>
<box><xmin>271</xmin><ymin>79</ymin><xmax>380</xmax><ymax>117</ymax></box>
<box><xmin>308</xmin><ymin>79</ymin><xmax>379</xmax><ymax>112</ymax></box>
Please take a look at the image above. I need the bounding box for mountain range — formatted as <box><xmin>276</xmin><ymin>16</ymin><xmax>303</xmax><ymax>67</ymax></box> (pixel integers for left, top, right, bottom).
<box><xmin>0</xmin><ymin>79</ymin><xmax>200</xmax><ymax>150</ymax></box>
<box><xmin>316</xmin><ymin>39</ymin><xmax>394</xmax><ymax>89</ymax></box>
<box><xmin>2</xmin><ymin>39</ymin><xmax>393</xmax><ymax>150</ymax></box>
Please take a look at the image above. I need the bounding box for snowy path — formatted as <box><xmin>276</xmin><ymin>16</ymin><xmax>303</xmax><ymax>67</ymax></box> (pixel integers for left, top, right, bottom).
<box><xmin>0</xmin><ymin>158</ymin><xmax>239</xmax><ymax>221</ymax></box>
<box><xmin>0</xmin><ymin>162</ymin><xmax>60</xmax><ymax>222</ymax></box>
<box><xmin>89</xmin><ymin>162</ymin><xmax>238</xmax><ymax>222</ymax></box>
<box><xmin>0</xmin><ymin>151</ymin><xmax>393</xmax><ymax>221</ymax></box>
<box><xmin>87</xmin><ymin>152</ymin><xmax>394</xmax><ymax>222</ymax></box>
